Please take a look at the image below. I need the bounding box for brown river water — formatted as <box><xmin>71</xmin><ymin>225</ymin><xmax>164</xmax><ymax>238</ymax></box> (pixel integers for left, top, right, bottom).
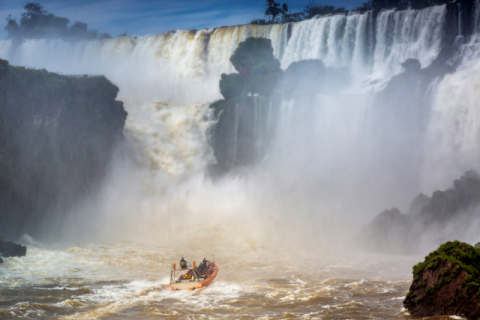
<box><xmin>0</xmin><ymin>241</ymin><xmax>466</xmax><ymax>320</ymax></box>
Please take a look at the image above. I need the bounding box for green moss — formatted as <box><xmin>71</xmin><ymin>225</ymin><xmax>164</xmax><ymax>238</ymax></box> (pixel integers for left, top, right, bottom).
<box><xmin>413</xmin><ymin>241</ymin><xmax>480</xmax><ymax>277</ymax></box>
<box><xmin>411</xmin><ymin>241</ymin><xmax>480</xmax><ymax>302</ymax></box>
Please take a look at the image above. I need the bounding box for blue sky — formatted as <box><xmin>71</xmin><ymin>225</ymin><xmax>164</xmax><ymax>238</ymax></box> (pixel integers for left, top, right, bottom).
<box><xmin>1</xmin><ymin>0</ymin><xmax>365</xmax><ymax>39</ymax></box>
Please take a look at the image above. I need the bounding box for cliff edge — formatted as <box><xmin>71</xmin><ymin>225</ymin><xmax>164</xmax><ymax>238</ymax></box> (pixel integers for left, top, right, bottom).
<box><xmin>0</xmin><ymin>59</ymin><xmax>127</xmax><ymax>239</ymax></box>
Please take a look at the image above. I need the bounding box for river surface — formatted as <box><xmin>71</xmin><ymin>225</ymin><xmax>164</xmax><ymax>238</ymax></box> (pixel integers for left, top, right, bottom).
<box><xmin>0</xmin><ymin>241</ymin><xmax>466</xmax><ymax>319</ymax></box>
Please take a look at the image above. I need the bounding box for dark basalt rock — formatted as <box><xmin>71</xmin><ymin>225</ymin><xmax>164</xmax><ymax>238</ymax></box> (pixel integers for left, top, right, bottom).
<box><xmin>0</xmin><ymin>59</ymin><xmax>127</xmax><ymax>239</ymax></box>
<box><xmin>0</xmin><ymin>236</ymin><xmax>27</xmax><ymax>260</ymax></box>
<box><xmin>404</xmin><ymin>241</ymin><xmax>480</xmax><ymax>319</ymax></box>
<box><xmin>359</xmin><ymin>171</ymin><xmax>480</xmax><ymax>253</ymax></box>
<box><xmin>0</xmin><ymin>241</ymin><xmax>27</xmax><ymax>258</ymax></box>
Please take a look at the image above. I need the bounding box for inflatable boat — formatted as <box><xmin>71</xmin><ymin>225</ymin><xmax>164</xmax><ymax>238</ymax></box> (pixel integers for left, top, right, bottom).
<box><xmin>169</xmin><ymin>258</ymin><xmax>218</xmax><ymax>291</ymax></box>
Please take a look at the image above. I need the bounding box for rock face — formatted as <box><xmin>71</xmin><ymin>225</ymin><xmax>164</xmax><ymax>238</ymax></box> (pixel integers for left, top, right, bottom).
<box><xmin>211</xmin><ymin>38</ymin><xmax>282</xmax><ymax>174</ymax></box>
<box><xmin>0</xmin><ymin>59</ymin><xmax>127</xmax><ymax>239</ymax></box>
<box><xmin>404</xmin><ymin>241</ymin><xmax>480</xmax><ymax>319</ymax></box>
<box><xmin>359</xmin><ymin>171</ymin><xmax>480</xmax><ymax>253</ymax></box>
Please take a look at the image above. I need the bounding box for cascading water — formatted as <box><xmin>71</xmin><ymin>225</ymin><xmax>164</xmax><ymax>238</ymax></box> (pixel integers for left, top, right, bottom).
<box><xmin>372</xmin><ymin>5</ymin><xmax>446</xmax><ymax>80</ymax></box>
<box><xmin>0</xmin><ymin>5</ymin><xmax>446</xmax><ymax>104</ymax></box>
<box><xmin>421</xmin><ymin>32</ymin><xmax>480</xmax><ymax>191</ymax></box>
<box><xmin>5</xmin><ymin>3</ymin><xmax>480</xmax><ymax>319</ymax></box>
<box><xmin>0</xmin><ymin>4</ymin><xmax>452</xmax><ymax>222</ymax></box>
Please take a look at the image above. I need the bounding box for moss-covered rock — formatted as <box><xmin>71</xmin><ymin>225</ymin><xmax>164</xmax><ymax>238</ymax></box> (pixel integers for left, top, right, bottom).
<box><xmin>404</xmin><ymin>241</ymin><xmax>480</xmax><ymax>318</ymax></box>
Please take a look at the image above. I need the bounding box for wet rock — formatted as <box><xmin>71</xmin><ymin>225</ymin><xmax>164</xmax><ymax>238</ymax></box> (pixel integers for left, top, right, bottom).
<box><xmin>400</xmin><ymin>59</ymin><xmax>421</xmax><ymax>73</ymax></box>
<box><xmin>359</xmin><ymin>171</ymin><xmax>480</xmax><ymax>254</ymax></box>
<box><xmin>0</xmin><ymin>59</ymin><xmax>127</xmax><ymax>239</ymax></box>
<box><xmin>0</xmin><ymin>236</ymin><xmax>27</xmax><ymax>258</ymax></box>
<box><xmin>404</xmin><ymin>241</ymin><xmax>480</xmax><ymax>319</ymax></box>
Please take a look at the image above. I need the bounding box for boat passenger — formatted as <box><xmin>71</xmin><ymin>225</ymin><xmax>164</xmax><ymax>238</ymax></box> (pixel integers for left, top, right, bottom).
<box><xmin>194</xmin><ymin>267</ymin><xmax>201</xmax><ymax>279</ymax></box>
<box><xmin>198</xmin><ymin>262</ymin><xmax>206</xmax><ymax>274</ymax></box>
<box><xmin>180</xmin><ymin>257</ymin><xmax>187</xmax><ymax>270</ymax></box>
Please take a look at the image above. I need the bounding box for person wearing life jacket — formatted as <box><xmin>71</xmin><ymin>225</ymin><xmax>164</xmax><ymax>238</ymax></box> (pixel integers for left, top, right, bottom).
<box><xmin>180</xmin><ymin>257</ymin><xmax>187</xmax><ymax>270</ymax></box>
<box><xmin>184</xmin><ymin>269</ymin><xmax>194</xmax><ymax>280</ymax></box>
<box><xmin>194</xmin><ymin>266</ymin><xmax>201</xmax><ymax>279</ymax></box>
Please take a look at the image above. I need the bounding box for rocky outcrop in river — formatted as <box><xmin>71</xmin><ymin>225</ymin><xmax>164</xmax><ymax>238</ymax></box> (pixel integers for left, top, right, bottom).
<box><xmin>0</xmin><ymin>236</ymin><xmax>27</xmax><ymax>263</ymax></box>
<box><xmin>404</xmin><ymin>241</ymin><xmax>480</xmax><ymax>319</ymax></box>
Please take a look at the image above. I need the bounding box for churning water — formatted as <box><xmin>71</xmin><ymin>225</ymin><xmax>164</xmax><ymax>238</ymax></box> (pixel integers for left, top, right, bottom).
<box><xmin>1</xmin><ymin>3</ymin><xmax>480</xmax><ymax>319</ymax></box>
<box><xmin>1</xmin><ymin>240</ymin><xmax>423</xmax><ymax>319</ymax></box>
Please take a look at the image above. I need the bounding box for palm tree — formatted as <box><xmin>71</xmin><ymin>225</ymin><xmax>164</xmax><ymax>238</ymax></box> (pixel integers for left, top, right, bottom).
<box><xmin>265</xmin><ymin>0</ymin><xmax>287</xmax><ymax>23</ymax></box>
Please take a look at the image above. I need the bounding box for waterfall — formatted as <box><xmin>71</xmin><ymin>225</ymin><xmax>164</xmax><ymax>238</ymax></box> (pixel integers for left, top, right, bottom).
<box><xmin>0</xmin><ymin>4</ymin><xmax>449</xmax><ymax>186</ymax></box>
<box><xmin>0</xmin><ymin>5</ymin><xmax>446</xmax><ymax>103</ymax></box>
<box><xmin>6</xmin><ymin>3</ymin><xmax>480</xmax><ymax>242</ymax></box>
<box><xmin>372</xmin><ymin>5</ymin><xmax>446</xmax><ymax>79</ymax></box>
<box><xmin>421</xmin><ymin>35</ymin><xmax>480</xmax><ymax>191</ymax></box>
<box><xmin>475</xmin><ymin>0</ymin><xmax>480</xmax><ymax>34</ymax></box>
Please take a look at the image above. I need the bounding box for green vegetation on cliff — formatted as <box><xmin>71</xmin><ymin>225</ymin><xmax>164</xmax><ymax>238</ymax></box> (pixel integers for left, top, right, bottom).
<box><xmin>413</xmin><ymin>241</ymin><xmax>480</xmax><ymax>286</ymax></box>
<box><xmin>405</xmin><ymin>241</ymin><xmax>480</xmax><ymax>317</ymax></box>
<box><xmin>0</xmin><ymin>59</ymin><xmax>126</xmax><ymax>239</ymax></box>
<box><xmin>251</xmin><ymin>0</ymin><xmax>454</xmax><ymax>24</ymax></box>
<box><xmin>5</xmin><ymin>2</ymin><xmax>113</xmax><ymax>40</ymax></box>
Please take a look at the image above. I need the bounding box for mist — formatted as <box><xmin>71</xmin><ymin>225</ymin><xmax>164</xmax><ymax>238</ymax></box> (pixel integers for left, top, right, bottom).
<box><xmin>1</xmin><ymin>3</ymin><xmax>480</xmax><ymax>259</ymax></box>
<box><xmin>7</xmin><ymin>2</ymin><xmax>480</xmax><ymax>318</ymax></box>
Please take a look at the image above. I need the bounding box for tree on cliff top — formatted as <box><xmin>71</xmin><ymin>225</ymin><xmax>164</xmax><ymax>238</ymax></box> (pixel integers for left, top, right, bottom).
<box><xmin>220</xmin><ymin>37</ymin><xmax>282</xmax><ymax>99</ymax></box>
<box><xmin>265</xmin><ymin>0</ymin><xmax>289</xmax><ymax>22</ymax></box>
<box><xmin>15</xmin><ymin>2</ymin><xmax>69</xmax><ymax>39</ymax></box>
<box><xmin>303</xmin><ymin>1</ymin><xmax>346</xmax><ymax>19</ymax></box>
<box><xmin>359</xmin><ymin>0</ymin><xmax>447</xmax><ymax>11</ymax></box>
<box><xmin>4</xmin><ymin>2</ymin><xmax>111</xmax><ymax>40</ymax></box>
